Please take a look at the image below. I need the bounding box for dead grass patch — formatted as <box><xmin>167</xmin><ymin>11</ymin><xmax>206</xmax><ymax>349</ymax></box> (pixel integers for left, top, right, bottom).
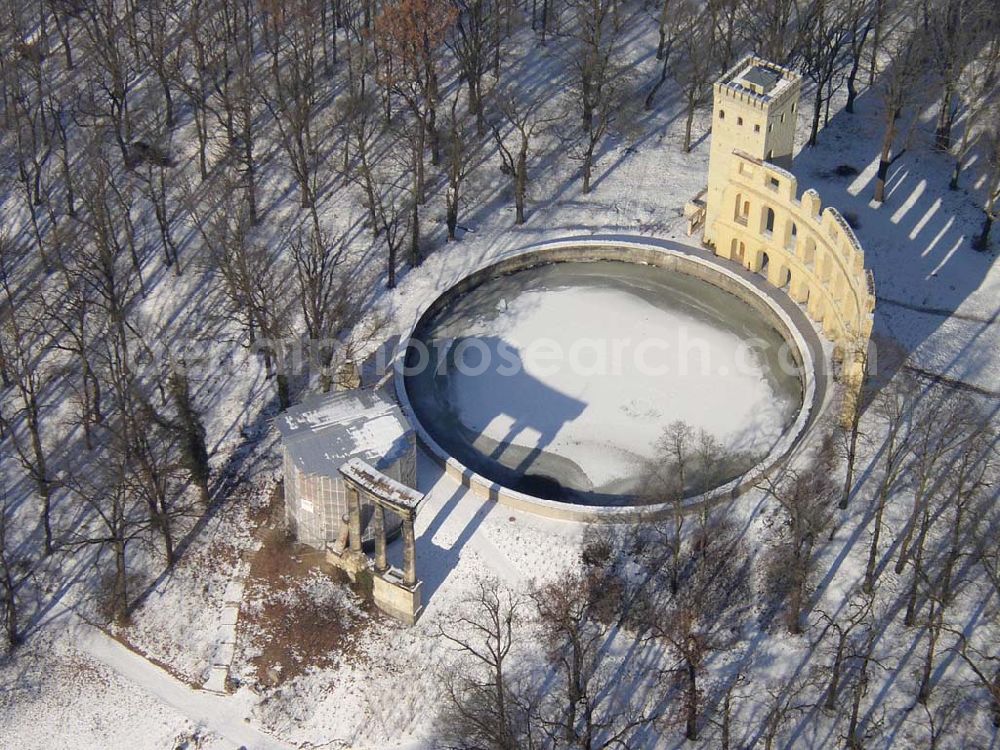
<box><xmin>238</xmin><ymin>523</ymin><xmax>380</xmax><ymax>689</ymax></box>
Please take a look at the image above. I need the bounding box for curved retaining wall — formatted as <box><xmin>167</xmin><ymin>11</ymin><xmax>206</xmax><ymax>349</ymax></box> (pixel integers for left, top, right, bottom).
<box><xmin>394</xmin><ymin>238</ymin><xmax>830</xmax><ymax>523</ymax></box>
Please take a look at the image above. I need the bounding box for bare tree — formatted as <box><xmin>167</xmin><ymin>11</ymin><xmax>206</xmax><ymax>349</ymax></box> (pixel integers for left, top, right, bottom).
<box><xmin>442</xmin><ymin>94</ymin><xmax>478</xmax><ymax>241</ymax></box>
<box><xmin>633</xmin><ymin>513</ymin><xmax>751</xmax><ymax>741</ymax></box>
<box><xmin>530</xmin><ymin>570</ymin><xmax>647</xmax><ymax>748</ymax></box>
<box><xmin>205</xmin><ymin>0</ymin><xmax>261</xmax><ymax>222</ymax></box>
<box><xmin>449</xmin><ymin>0</ymin><xmax>497</xmax><ymax>133</ymax></box>
<box><xmin>66</xmin><ymin>442</ymin><xmax>151</xmax><ymax>624</ymax></box>
<box><xmin>863</xmin><ymin>374</ymin><xmax>918</xmax><ymax>593</ymax></box>
<box><xmin>893</xmin><ymin>390</ymin><xmax>975</xmax><ymax>576</ymax></box>
<box><xmin>837</xmin><ymin>353</ymin><xmax>868</xmax><ymax>510</ymax></box>
<box><xmin>78</xmin><ymin>1</ymin><xmax>140</xmax><ymax>163</ymax></box>
<box><xmin>871</xmin><ymin>16</ymin><xmax>926</xmax><ymax>204</ymax></box>
<box><xmin>761</xmin><ymin>442</ymin><xmax>837</xmax><ymax>633</ymax></box>
<box><xmin>798</xmin><ymin>0</ymin><xmax>853</xmax><ymax>146</ymax></box>
<box><xmin>843</xmin><ymin>622</ymin><xmax>884</xmax><ymax>749</ymax></box>
<box><xmin>759</xmin><ymin>674</ymin><xmax>815</xmax><ymax>750</ymax></box>
<box><xmin>938</xmin><ymin>414</ymin><xmax>995</xmax><ymax>605</ymax></box>
<box><xmin>0</xmin><ymin>475</ymin><xmax>27</xmax><ymax>652</ymax></box>
<box><xmin>338</xmin><ymin>88</ymin><xmax>386</xmax><ymax>237</ymax></box>
<box><xmin>374</xmin><ymin>0</ymin><xmax>456</xmax><ymax>200</ymax></box>
<box><xmin>671</xmin><ymin>7</ymin><xmax>717</xmax><ymax>152</ymax></box>
<box><xmin>948</xmin><ymin>36</ymin><xmax>999</xmax><ymax>190</ymax></box>
<box><xmin>438</xmin><ymin>577</ymin><xmax>526</xmax><ymax>750</ymax></box>
<box><xmin>171</xmin><ymin>0</ymin><xmax>213</xmax><ymax>180</ymax></box>
<box><xmin>489</xmin><ymin>87</ymin><xmax>560</xmax><ymax>225</ymax></box>
<box><xmin>644</xmin><ymin>0</ymin><xmax>684</xmax><ymax>110</ymax></box>
<box><xmin>198</xmin><ymin>183</ymin><xmax>293</xmax><ymax>407</ymax></box>
<box><xmin>740</xmin><ymin>0</ymin><xmax>800</xmax><ymax>63</ymax></box>
<box><xmin>925</xmin><ymin>0</ymin><xmax>993</xmax><ymax>151</ymax></box>
<box><xmin>843</xmin><ymin>0</ymin><xmax>877</xmax><ymax>114</ymax></box>
<box><xmin>260</xmin><ymin>0</ymin><xmax>327</xmax><ymax>220</ymax></box>
<box><xmin>974</xmin><ymin>112</ymin><xmax>1000</xmax><ymax>250</ymax></box>
<box><xmin>0</xmin><ymin>240</ymin><xmax>56</xmax><ymax>556</ymax></box>
<box><xmin>135</xmin><ymin>0</ymin><xmax>182</xmax><ymax>129</ymax></box>
<box><xmin>815</xmin><ymin>591</ymin><xmax>875</xmax><ymax>712</ymax></box>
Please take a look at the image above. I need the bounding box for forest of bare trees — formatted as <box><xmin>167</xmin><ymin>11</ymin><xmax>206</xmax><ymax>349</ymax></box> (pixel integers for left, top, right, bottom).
<box><xmin>440</xmin><ymin>390</ymin><xmax>998</xmax><ymax>747</ymax></box>
<box><xmin>0</xmin><ymin>0</ymin><xmax>998</xmax><ymax>744</ymax></box>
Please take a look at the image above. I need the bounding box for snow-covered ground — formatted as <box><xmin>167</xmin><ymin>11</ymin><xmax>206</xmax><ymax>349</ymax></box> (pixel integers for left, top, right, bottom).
<box><xmin>1</xmin><ymin>5</ymin><xmax>999</xmax><ymax>750</ymax></box>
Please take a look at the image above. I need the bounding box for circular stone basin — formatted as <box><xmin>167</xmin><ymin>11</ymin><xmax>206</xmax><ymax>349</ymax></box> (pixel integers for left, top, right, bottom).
<box><xmin>403</xmin><ymin>258</ymin><xmax>806</xmax><ymax>506</ymax></box>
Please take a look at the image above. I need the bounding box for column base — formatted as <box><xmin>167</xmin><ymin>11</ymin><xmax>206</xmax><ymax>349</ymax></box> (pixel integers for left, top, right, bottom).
<box><xmin>373</xmin><ymin>570</ymin><xmax>423</xmax><ymax>625</ymax></box>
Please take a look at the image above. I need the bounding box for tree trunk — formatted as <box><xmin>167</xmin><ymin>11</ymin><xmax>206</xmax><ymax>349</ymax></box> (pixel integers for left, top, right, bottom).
<box><xmin>825</xmin><ymin>636</ymin><xmax>846</xmax><ymax>710</ymax></box>
<box><xmin>934</xmin><ymin>86</ymin><xmax>954</xmax><ymax>151</ymax></box>
<box><xmin>684</xmin><ymin>97</ymin><xmax>695</xmax><ymax>152</ymax></box>
<box><xmin>974</xmin><ymin>212</ymin><xmax>993</xmax><ymax>251</ymax></box>
<box><xmin>645</xmin><ymin>53</ymin><xmax>669</xmax><ymax>111</ymax></box>
<box><xmin>582</xmin><ymin>141</ymin><xmax>595</xmax><ymax>194</ymax></box>
<box><xmin>863</xmin><ymin>492</ymin><xmax>886</xmax><ymax>593</ymax></box>
<box><xmin>409</xmin><ymin>200</ymin><xmax>421</xmax><ymax>266</ymax></box>
<box><xmin>840</xmin><ymin>408</ymin><xmax>861</xmax><ymax>509</ymax></box>
<box><xmin>917</xmin><ymin>607</ymin><xmax>938</xmax><ymax>704</ymax></box>
<box><xmin>845</xmin><ymin>59</ymin><xmax>861</xmax><ymax>114</ymax></box>
<box><xmin>1</xmin><ymin>562</ymin><xmax>17</xmax><ymax>651</ymax></box>
<box><xmin>950</xmin><ymin>125</ymin><xmax>971</xmax><ymax>190</ymax></box>
<box><xmin>446</xmin><ymin>186</ymin><xmax>458</xmax><ymax>240</ymax></box>
<box><xmin>809</xmin><ymin>82</ymin><xmax>824</xmax><ymax>146</ymax></box>
<box><xmin>685</xmin><ymin>661</ymin><xmax>698</xmax><ymax>740</ymax></box>
<box><xmin>113</xmin><ymin>539</ymin><xmax>129</xmax><ymax>624</ymax></box>
<box><xmin>276</xmin><ymin>372</ymin><xmax>291</xmax><ymax>410</ymax></box>
<box><xmin>873</xmin><ymin>111</ymin><xmax>896</xmax><ymax>204</ymax></box>
<box><xmin>514</xmin><ymin>142</ymin><xmax>527</xmax><ymax>225</ymax></box>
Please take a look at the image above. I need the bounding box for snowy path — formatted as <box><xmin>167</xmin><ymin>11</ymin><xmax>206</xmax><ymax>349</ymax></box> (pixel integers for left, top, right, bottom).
<box><xmin>76</xmin><ymin>623</ymin><xmax>292</xmax><ymax>750</ymax></box>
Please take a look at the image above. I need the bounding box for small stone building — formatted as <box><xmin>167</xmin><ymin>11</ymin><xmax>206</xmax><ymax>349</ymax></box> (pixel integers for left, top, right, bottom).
<box><xmin>278</xmin><ymin>390</ymin><xmax>417</xmax><ymax>549</ymax></box>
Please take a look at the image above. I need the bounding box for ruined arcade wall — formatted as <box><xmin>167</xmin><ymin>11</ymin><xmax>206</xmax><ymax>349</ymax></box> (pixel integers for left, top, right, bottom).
<box><xmin>708</xmin><ymin>150</ymin><xmax>875</xmax><ymax>385</ymax></box>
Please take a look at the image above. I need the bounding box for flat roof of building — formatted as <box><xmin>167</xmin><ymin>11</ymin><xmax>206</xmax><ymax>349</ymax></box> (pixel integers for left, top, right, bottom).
<box><xmin>277</xmin><ymin>389</ymin><xmax>412</xmax><ymax>476</ymax></box>
<box><xmin>721</xmin><ymin>57</ymin><xmax>799</xmax><ymax>101</ymax></box>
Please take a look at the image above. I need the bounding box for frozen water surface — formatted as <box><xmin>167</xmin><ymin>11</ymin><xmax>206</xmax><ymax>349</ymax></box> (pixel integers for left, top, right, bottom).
<box><xmin>405</xmin><ymin>261</ymin><xmax>803</xmax><ymax>504</ymax></box>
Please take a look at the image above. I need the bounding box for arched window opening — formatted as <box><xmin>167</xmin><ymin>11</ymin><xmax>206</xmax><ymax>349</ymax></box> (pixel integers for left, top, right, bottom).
<box><xmin>763</xmin><ymin>207</ymin><xmax>776</xmax><ymax>235</ymax></box>
<box><xmin>735</xmin><ymin>194</ymin><xmax>749</xmax><ymax>225</ymax></box>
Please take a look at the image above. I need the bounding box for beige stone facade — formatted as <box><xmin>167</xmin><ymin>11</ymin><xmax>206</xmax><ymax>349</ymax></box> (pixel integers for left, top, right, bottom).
<box><xmin>699</xmin><ymin>56</ymin><xmax>875</xmax><ymax>417</ymax></box>
<box><xmin>711</xmin><ymin>152</ymin><xmax>875</xmax><ymax>368</ymax></box>
<box><xmin>705</xmin><ymin>57</ymin><xmax>802</xmax><ymax>239</ymax></box>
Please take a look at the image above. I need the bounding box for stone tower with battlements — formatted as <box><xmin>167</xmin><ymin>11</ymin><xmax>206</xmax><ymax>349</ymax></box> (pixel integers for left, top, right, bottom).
<box><xmin>704</xmin><ymin>56</ymin><xmax>801</xmax><ymax>247</ymax></box>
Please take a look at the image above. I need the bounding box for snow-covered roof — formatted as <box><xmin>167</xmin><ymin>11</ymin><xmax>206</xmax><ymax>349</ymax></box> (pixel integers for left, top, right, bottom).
<box><xmin>278</xmin><ymin>390</ymin><xmax>413</xmax><ymax>476</ymax></box>
<box><xmin>339</xmin><ymin>458</ymin><xmax>424</xmax><ymax>514</ymax></box>
<box><xmin>719</xmin><ymin>56</ymin><xmax>799</xmax><ymax>102</ymax></box>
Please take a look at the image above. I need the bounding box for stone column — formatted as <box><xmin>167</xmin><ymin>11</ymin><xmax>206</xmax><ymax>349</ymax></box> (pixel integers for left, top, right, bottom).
<box><xmin>402</xmin><ymin>514</ymin><xmax>417</xmax><ymax>587</ymax></box>
<box><xmin>347</xmin><ymin>484</ymin><xmax>362</xmax><ymax>553</ymax></box>
<box><xmin>373</xmin><ymin>503</ymin><xmax>388</xmax><ymax>574</ymax></box>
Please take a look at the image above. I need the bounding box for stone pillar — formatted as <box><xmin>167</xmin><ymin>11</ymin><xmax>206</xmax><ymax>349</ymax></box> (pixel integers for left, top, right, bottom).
<box><xmin>402</xmin><ymin>515</ymin><xmax>417</xmax><ymax>587</ymax></box>
<box><xmin>373</xmin><ymin>504</ymin><xmax>388</xmax><ymax>573</ymax></box>
<box><xmin>347</xmin><ymin>484</ymin><xmax>362</xmax><ymax>553</ymax></box>
<box><xmin>790</xmin><ymin>276</ymin><xmax>810</xmax><ymax>304</ymax></box>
